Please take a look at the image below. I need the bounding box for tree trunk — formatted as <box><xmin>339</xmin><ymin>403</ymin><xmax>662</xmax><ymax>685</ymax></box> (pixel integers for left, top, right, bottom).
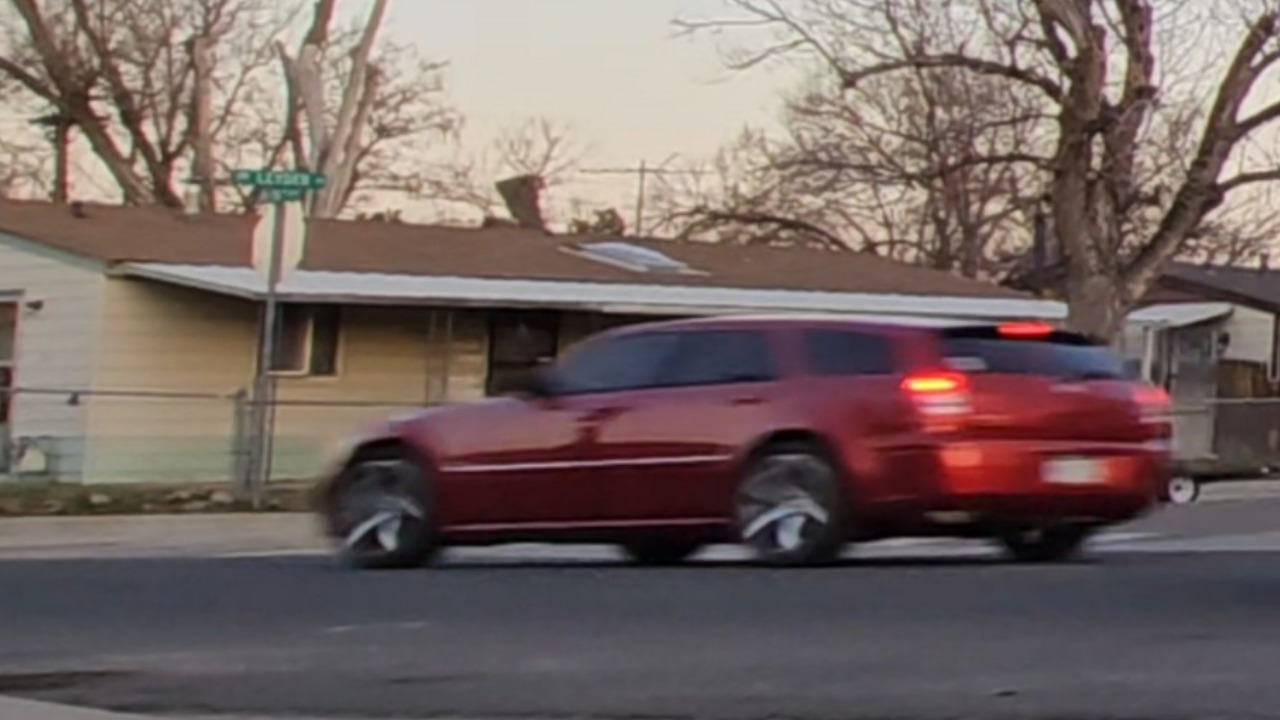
<box><xmin>1064</xmin><ymin>272</ymin><xmax>1128</xmax><ymax>342</ymax></box>
<box><xmin>190</xmin><ymin>35</ymin><xmax>216</xmax><ymax>213</ymax></box>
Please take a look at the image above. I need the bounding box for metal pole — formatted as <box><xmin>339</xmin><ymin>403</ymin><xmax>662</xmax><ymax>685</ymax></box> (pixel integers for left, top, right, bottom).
<box><xmin>1032</xmin><ymin>206</ymin><xmax>1048</xmax><ymax>299</ymax></box>
<box><xmin>634</xmin><ymin>160</ymin><xmax>647</xmax><ymax>236</ymax></box>
<box><xmin>248</xmin><ymin>201</ymin><xmax>287</xmax><ymax>509</ymax></box>
<box><xmin>439</xmin><ymin>310</ymin><xmax>454</xmax><ymax>402</ymax></box>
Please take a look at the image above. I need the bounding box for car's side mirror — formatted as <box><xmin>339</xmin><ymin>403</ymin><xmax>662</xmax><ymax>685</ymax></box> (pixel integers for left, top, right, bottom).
<box><xmin>522</xmin><ymin>366</ymin><xmax>563</xmax><ymax>400</ymax></box>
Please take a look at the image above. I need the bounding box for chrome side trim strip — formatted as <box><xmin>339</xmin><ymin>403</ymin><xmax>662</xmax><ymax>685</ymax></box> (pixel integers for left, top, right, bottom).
<box><xmin>443</xmin><ymin>454</ymin><xmax>731</xmax><ymax>473</ymax></box>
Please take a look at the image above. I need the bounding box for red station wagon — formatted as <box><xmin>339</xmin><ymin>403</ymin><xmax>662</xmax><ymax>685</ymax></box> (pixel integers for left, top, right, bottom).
<box><xmin>316</xmin><ymin>315</ymin><xmax>1173</xmax><ymax>568</ymax></box>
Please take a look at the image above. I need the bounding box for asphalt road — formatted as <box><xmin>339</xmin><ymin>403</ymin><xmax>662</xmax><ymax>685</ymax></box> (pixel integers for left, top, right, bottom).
<box><xmin>5</xmin><ymin>498</ymin><xmax>1280</xmax><ymax>720</ymax></box>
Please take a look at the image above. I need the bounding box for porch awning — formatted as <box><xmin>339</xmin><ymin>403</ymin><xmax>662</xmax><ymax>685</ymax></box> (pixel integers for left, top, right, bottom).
<box><xmin>1127</xmin><ymin>302</ymin><xmax>1233</xmax><ymax>328</ymax></box>
<box><xmin>116</xmin><ymin>262</ymin><xmax>1068</xmax><ymax>323</ymax></box>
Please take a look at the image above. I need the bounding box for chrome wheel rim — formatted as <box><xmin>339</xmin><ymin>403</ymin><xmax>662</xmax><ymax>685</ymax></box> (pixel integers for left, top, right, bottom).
<box><xmin>736</xmin><ymin>454</ymin><xmax>831</xmax><ymax>555</ymax></box>
<box><xmin>337</xmin><ymin>459</ymin><xmax>425</xmax><ymax>557</ymax></box>
<box><xmin>1168</xmin><ymin>477</ymin><xmax>1198</xmax><ymax>505</ymax></box>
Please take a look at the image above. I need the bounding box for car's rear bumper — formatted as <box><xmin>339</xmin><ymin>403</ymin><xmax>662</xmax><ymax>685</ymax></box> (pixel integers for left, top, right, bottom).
<box><xmin>926</xmin><ymin>439</ymin><xmax>1169</xmax><ymax>524</ymax></box>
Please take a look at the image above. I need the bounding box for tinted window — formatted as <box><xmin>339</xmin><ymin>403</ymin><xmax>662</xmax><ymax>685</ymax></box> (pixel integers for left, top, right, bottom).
<box><xmin>556</xmin><ymin>332</ymin><xmax>681</xmax><ymax>394</ymax></box>
<box><xmin>803</xmin><ymin>330</ymin><xmax>896</xmax><ymax>376</ymax></box>
<box><xmin>940</xmin><ymin>337</ymin><xmax>1127</xmax><ymax>379</ymax></box>
<box><xmin>663</xmin><ymin>330</ymin><xmax>778</xmax><ymax>387</ymax></box>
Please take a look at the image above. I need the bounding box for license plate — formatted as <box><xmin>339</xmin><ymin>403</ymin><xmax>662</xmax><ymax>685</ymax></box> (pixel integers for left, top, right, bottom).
<box><xmin>1043</xmin><ymin>457</ymin><xmax>1104</xmax><ymax>485</ymax></box>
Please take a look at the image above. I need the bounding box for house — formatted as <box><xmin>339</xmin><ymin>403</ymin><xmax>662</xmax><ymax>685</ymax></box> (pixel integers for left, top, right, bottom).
<box><xmin>1120</xmin><ymin>262</ymin><xmax>1280</xmax><ymax>473</ymax></box>
<box><xmin>0</xmin><ymin>198</ymin><xmax>1064</xmax><ymax>485</ymax></box>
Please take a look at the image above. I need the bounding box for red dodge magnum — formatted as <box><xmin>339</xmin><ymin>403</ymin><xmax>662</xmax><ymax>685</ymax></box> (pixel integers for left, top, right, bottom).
<box><xmin>316</xmin><ymin>315</ymin><xmax>1172</xmax><ymax>568</ymax></box>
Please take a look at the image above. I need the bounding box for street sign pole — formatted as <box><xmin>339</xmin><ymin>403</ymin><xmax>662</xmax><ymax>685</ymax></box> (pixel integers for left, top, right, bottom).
<box><xmin>233</xmin><ymin>169</ymin><xmax>326</xmax><ymax>508</ymax></box>
<box><xmin>248</xmin><ymin>207</ymin><xmax>287</xmax><ymax>509</ymax></box>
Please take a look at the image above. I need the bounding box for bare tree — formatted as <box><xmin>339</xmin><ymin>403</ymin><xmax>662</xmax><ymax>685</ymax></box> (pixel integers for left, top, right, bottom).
<box><xmin>0</xmin><ymin>0</ymin><xmax>296</xmax><ymax>206</ymax></box>
<box><xmin>0</xmin><ymin>132</ymin><xmax>49</xmax><ymax>198</ymax></box>
<box><xmin>679</xmin><ymin>0</ymin><xmax>1280</xmax><ymax>339</ymax></box>
<box><xmin>0</xmin><ymin>0</ymin><xmax>460</xmax><ymax>218</ymax></box>
<box><xmin>262</xmin><ymin>0</ymin><xmax>463</xmax><ymax>219</ymax></box>
<box><xmin>415</xmin><ymin>116</ymin><xmax>589</xmax><ymax>222</ymax></box>
<box><xmin>653</xmin><ymin>63</ymin><xmax>1047</xmax><ymax>279</ymax></box>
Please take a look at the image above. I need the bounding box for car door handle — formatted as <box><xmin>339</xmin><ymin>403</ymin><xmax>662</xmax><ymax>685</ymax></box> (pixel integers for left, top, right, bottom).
<box><xmin>729</xmin><ymin>395</ymin><xmax>764</xmax><ymax>406</ymax></box>
<box><xmin>579</xmin><ymin>406</ymin><xmax>623</xmax><ymax>423</ymax></box>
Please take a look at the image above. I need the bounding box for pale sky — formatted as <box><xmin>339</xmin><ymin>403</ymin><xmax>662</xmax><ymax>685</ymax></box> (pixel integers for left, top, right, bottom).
<box><xmin>376</xmin><ymin>0</ymin><xmax>789</xmax><ymax>164</ymax></box>
<box><xmin>359</xmin><ymin>0</ymin><xmax>799</xmax><ymax>223</ymax></box>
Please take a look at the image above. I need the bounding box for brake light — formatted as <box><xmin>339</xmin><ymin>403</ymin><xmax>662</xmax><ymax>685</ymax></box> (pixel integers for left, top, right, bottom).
<box><xmin>1132</xmin><ymin>384</ymin><xmax>1172</xmax><ymax>425</ymax></box>
<box><xmin>902</xmin><ymin>372</ymin><xmax>967</xmax><ymax>394</ymax></box>
<box><xmin>997</xmin><ymin>321</ymin><xmax>1054</xmax><ymax>338</ymax></box>
<box><xmin>901</xmin><ymin>372</ymin><xmax>970</xmax><ymax>431</ymax></box>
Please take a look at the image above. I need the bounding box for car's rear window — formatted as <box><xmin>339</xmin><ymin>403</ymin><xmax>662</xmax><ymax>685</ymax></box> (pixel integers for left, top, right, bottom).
<box><xmin>939</xmin><ymin>333</ymin><xmax>1128</xmax><ymax>379</ymax></box>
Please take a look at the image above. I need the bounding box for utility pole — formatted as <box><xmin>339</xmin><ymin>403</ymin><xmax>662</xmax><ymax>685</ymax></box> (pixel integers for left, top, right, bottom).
<box><xmin>580</xmin><ymin>158</ymin><xmax>702</xmax><ymax>236</ymax></box>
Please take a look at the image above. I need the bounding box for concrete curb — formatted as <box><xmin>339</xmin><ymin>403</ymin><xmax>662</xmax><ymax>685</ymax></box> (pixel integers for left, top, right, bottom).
<box><xmin>0</xmin><ymin>513</ymin><xmax>323</xmax><ymax>560</ymax></box>
<box><xmin>0</xmin><ymin>696</ymin><xmax>153</xmax><ymax>719</ymax></box>
<box><xmin>0</xmin><ymin>696</ymin><xmax>413</xmax><ymax>720</ymax></box>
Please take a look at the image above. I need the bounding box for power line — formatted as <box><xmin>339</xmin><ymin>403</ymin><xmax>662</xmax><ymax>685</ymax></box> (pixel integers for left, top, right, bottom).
<box><xmin>580</xmin><ymin>156</ymin><xmax>703</xmax><ymax>235</ymax></box>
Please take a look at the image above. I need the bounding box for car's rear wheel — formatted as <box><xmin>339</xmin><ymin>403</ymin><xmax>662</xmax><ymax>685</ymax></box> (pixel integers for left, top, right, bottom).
<box><xmin>1166</xmin><ymin>476</ymin><xmax>1200</xmax><ymax>505</ymax></box>
<box><xmin>621</xmin><ymin>539</ymin><xmax>702</xmax><ymax>566</ymax></box>
<box><xmin>734</xmin><ymin>442</ymin><xmax>848</xmax><ymax>566</ymax></box>
<box><xmin>330</xmin><ymin>448</ymin><xmax>438</xmax><ymax>570</ymax></box>
<box><xmin>996</xmin><ymin>524</ymin><xmax>1091</xmax><ymax>563</ymax></box>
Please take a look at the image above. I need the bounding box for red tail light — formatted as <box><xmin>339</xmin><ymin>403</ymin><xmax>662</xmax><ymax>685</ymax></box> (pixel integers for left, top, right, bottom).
<box><xmin>997</xmin><ymin>321</ymin><xmax>1054</xmax><ymax>338</ymax></box>
<box><xmin>1132</xmin><ymin>384</ymin><xmax>1172</xmax><ymax>425</ymax></box>
<box><xmin>901</xmin><ymin>372</ymin><xmax>971</xmax><ymax>431</ymax></box>
<box><xmin>902</xmin><ymin>372</ymin><xmax>967</xmax><ymax>395</ymax></box>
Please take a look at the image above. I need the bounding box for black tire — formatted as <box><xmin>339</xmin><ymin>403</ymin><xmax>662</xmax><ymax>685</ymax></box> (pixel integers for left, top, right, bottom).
<box><xmin>1166</xmin><ymin>476</ymin><xmax>1200</xmax><ymax>505</ymax></box>
<box><xmin>329</xmin><ymin>447</ymin><xmax>439</xmax><ymax>570</ymax></box>
<box><xmin>734</xmin><ymin>440</ymin><xmax>849</xmax><ymax>566</ymax></box>
<box><xmin>996</xmin><ymin>524</ymin><xmax>1091</xmax><ymax>563</ymax></box>
<box><xmin>621</xmin><ymin>539</ymin><xmax>702</xmax><ymax>566</ymax></box>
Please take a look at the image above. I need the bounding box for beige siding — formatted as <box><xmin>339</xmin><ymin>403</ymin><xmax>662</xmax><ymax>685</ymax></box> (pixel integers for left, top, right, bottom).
<box><xmin>82</xmin><ymin>285</ymin><xmax>492</xmax><ymax>482</ymax></box>
<box><xmin>83</xmin><ymin>278</ymin><xmax>257</xmax><ymax>483</ymax></box>
<box><xmin>1220</xmin><ymin>305</ymin><xmax>1274</xmax><ymax>367</ymax></box>
<box><xmin>0</xmin><ymin>234</ymin><xmax>105</xmax><ymax>480</ymax></box>
<box><xmin>269</xmin><ymin>307</ymin><xmax>487</xmax><ymax>479</ymax></box>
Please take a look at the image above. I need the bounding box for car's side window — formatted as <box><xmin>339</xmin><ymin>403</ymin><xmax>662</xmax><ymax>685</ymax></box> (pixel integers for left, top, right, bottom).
<box><xmin>662</xmin><ymin>330</ymin><xmax>778</xmax><ymax>387</ymax></box>
<box><xmin>803</xmin><ymin>329</ymin><xmax>896</xmax><ymax>376</ymax></box>
<box><xmin>555</xmin><ymin>332</ymin><xmax>681</xmax><ymax>395</ymax></box>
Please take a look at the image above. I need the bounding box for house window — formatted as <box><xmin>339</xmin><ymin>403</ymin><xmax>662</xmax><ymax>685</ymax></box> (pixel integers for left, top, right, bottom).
<box><xmin>0</xmin><ymin>302</ymin><xmax>13</xmax><ymax>363</ymax></box>
<box><xmin>0</xmin><ymin>302</ymin><xmax>14</xmax><ymax>427</ymax></box>
<box><xmin>270</xmin><ymin>304</ymin><xmax>341</xmax><ymax>376</ymax></box>
<box><xmin>487</xmin><ymin>311</ymin><xmax>560</xmax><ymax>395</ymax></box>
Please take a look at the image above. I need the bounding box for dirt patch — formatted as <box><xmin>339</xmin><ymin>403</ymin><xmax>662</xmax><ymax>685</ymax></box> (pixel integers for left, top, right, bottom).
<box><xmin>0</xmin><ymin>482</ymin><xmax>317</xmax><ymax>517</ymax></box>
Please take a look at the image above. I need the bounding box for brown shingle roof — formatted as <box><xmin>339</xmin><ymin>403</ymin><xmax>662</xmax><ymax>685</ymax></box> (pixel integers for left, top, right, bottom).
<box><xmin>0</xmin><ymin>198</ymin><xmax>1028</xmax><ymax>299</ymax></box>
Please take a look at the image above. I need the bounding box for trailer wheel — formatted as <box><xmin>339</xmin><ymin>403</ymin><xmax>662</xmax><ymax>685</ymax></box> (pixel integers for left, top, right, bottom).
<box><xmin>1167</xmin><ymin>476</ymin><xmax>1200</xmax><ymax>505</ymax></box>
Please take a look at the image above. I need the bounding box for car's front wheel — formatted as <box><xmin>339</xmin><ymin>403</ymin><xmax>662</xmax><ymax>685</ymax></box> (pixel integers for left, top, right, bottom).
<box><xmin>734</xmin><ymin>442</ymin><xmax>849</xmax><ymax>566</ymax></box>
<box><xmin>995</xmin><ymin>524</ymin><xmax>1091</xmax><ymax>563</ymax></box>
<box><xmin>329</xmin><ymin>448</ymin><xmax>439</xmax><ymax>570</ymax></box>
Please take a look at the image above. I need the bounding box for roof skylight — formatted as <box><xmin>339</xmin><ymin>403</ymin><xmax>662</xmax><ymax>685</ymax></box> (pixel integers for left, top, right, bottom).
<box><xmin>564</xmin><ymin>241</ymin><xmax>703</xmax><ymax>275</ymax></box>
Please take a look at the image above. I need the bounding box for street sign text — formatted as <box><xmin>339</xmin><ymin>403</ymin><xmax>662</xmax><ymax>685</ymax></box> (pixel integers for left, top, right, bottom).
<box><xmin>232</xmin><ymin>169</ymin><xmax>326</xmax><ymax>190</ymax></box>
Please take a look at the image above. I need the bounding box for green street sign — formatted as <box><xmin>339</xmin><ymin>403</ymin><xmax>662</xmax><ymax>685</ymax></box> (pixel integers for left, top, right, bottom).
<box><xmin>232</xmin><ymin>169</ymin><xmax>326</xmax><ymax>190</ymax></box>
<box><xmin>258</xmin><ymin>188</ymin><xmax>306</xmax><ymax>203</ymax></box>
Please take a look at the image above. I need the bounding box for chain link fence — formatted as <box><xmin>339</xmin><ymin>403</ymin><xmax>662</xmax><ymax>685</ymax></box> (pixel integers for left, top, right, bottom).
<box><xmin>0</xmin><ymin>386</ymin><xmax>427</xmax><ymax>487</ymax></box>
<box><xmin>3</xmin><ymin>386</ymin><xmax>1280</xmax><ymax>486</ymax></box>
<box><xmin>1169</xmin><ymin>396</ymin><xmax>1280</xmax><ymax>474</ymax></box>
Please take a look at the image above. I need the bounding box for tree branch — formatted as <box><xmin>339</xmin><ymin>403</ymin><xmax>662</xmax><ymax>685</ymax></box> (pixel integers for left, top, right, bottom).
<box><xmin>0</xmin><ymin>56</ymin><xmax>56</xmax><ymax>102</ymax></box>
<box><xmin>1219</xmin><ymin>168</ymin><xmax>1280</xmax><ymax>193</ymax></box>
<box><xmin>1125</xmin><ymin>9</ymin><xmax>1280</xmax><ymax>291</ymax></box>
<box><xmin>840</xmin><ymin>55</ymin><xmax>1063</xmax><ymax>104</ymax></box>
